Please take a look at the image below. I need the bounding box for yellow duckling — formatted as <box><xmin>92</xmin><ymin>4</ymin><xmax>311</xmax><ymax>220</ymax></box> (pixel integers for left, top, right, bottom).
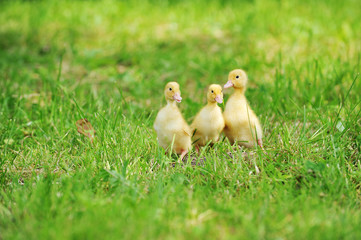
<box><xmin>191</xmin><ymin>84</ymin><xmax>225</xmax><ymax>150</ymax></box>
<box><xmin>154</xmin><ymin>82</ymin><xmax>191</xmax><ymax>159</ymax></box>
<box><xmin>223</xmin><ymin>69</ymin><xmax>263</xmax><ymax>148</ymax></box>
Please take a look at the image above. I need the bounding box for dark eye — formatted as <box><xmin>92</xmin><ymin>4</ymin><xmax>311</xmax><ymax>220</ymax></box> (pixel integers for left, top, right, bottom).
<box><xmin>236</xmin><ymin>75</ymin><xmax>239</xmax><ymax>79</ymax></box>
<box><xmin>169</xmin><ymin>88</ymin><xmax>172</xmax><ymax>91</ymax></box>
<box><xmin>211</xmin><ymin>90</ymin><xmax>214</xmax><ymax>93</ymax></box>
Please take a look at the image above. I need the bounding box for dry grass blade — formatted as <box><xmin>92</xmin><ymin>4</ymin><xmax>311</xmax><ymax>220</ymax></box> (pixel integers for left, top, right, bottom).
<box><xmin>76</xmin><ymin>119</ymin><xmax>95</xmax><ymax>143</ymax></box>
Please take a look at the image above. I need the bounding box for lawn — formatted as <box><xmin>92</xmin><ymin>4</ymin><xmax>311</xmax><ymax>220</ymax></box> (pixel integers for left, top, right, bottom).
<box><xmin>0</xmin><ymin>0</ymin><xmax>361</xmax><ymax>239</ymax></box>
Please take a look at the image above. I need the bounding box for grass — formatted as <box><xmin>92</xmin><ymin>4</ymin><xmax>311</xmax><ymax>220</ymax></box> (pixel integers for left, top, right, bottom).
<box><xmin>0</xmin><ymin>0</ymin><xmax>361</xmax><ymax>239</ymax></box>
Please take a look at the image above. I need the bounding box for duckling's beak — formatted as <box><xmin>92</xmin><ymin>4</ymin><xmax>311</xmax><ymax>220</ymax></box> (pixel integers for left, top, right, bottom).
<box><xmin>215</xmin><ymin>95</ymin><xmax>223</xmax><ymax>104</ymax></box>
<box><xmin>224</xmin><ymin>80</ymin><xmax>233</xmax><ymax>89</ymax></box>
<box><xmin>173</xmin><ymin>92</ymin><xmax>182</xmax><ymax>103</ymax></box>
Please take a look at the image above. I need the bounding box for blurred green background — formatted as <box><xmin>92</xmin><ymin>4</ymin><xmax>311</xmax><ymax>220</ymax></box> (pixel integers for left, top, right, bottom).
<box><xmin>1</xmin><ymin>0</ymin><xmax>361</xmax><ymax>239</ymax></box>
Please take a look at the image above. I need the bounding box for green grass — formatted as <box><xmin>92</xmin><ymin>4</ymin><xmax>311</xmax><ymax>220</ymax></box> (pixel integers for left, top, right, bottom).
<box><xmin>1</xmin><ymin>0</ymin><xmax>361</xmax><ymax>239</ymax></box>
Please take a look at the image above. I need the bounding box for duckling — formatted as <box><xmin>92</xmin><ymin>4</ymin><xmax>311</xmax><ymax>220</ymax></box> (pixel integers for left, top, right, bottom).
<box><xmin>154</xmin><ymin>82</ymin><xmax>192</xmax><ymax>160</ymax></box>
<box><xmin>191</xmin><ymin>84</ymin><xmax>225</xmax><ymax>150</ymax></box>
<box><xmin>223</xmin><ymin>69</ymin><xmax>263</xmax><ymax>148</ymax></box>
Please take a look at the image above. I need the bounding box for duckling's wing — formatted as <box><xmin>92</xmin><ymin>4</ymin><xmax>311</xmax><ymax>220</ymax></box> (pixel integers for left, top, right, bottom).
<box><xmin>183</xmin><ymin>129</ymin><xmax>191</xmax><ymax>136</ymax></box>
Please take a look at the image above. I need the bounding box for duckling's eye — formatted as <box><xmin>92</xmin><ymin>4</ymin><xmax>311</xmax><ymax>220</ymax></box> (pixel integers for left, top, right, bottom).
<box><xmin>236</xmin><ymin>75</ymin><xmax>239</xmax><ymax>79</ymax></box>
<box><xmin>211</xmin><ymin>90</ymin><xmax>214</xmax><ymax>93</ymax></box>
<box><xmin>169</xmin><ymin>88</ymin><xmax>172</xmax><ymax>91</ymax></box>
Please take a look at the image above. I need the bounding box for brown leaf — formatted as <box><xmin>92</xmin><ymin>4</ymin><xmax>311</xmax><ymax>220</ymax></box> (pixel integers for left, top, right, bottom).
<box><xmin>76</xmin><ymin>119</ymin><xmax>95</xmax><ymax>143</ymax></box>
<box><xmin>116</xmin><ymin>64</ymin><xmax>128</xmax><ymax>74</ymax></box>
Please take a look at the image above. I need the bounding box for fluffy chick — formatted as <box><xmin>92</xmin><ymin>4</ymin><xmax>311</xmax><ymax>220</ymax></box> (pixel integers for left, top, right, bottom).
<box><xmin>223</xmin><ymin>69</ymin><xmax>263</xmax><ymax>148</ymax></box>
<box><xmin>191</xmin><ymin>84</ymin><xmax>225</xmax><ymax>150</ymax></box>
<box><xmin>154</xmin><ymin>82</ymin><xmax>191</xmax><ymax>159</ymax></box>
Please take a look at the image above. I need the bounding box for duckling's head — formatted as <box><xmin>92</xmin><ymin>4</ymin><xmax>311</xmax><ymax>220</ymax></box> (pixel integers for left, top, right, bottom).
<box><xmin>207</xmin><ymin>84</ymin><xmax>223</xmax><ymax>104</ymax></box>
<box><xmin>224</xmin><ymin>69</ymin><xmax>248</xmax><ymax>90</ymax></box>
<box><xmin>164</xmin><ymin>82</ymin><xmax>182</xmax><ymax>103</ymax></box>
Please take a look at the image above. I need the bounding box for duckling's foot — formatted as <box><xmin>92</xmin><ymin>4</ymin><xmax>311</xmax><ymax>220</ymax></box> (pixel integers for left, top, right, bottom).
<box><xmin>257</xmin><ymin>139</ymin><xmax>263</xmax><ymax>149</ymax></box>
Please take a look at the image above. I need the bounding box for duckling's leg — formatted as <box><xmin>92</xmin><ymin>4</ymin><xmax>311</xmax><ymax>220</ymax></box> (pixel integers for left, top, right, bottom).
<box><xmin>257</xmin><ymin>139</ymin><xmax>263</xmax><ymax>148</ymax></box>
<box><xmin>195</xmin><ymin>145</ymin><xmax>200</xmax><ymax>154</ymax></box>
<box><xmin>179</xmin><ymin>149</ymin><xmax>188</xmax><ymax>161</ymax></box>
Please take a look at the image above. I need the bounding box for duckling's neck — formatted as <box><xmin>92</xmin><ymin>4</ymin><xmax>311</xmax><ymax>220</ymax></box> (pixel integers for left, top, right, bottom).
<box><xmin>206</xmin><ymin>101</ymin><xmax>218</xmax><ymax>107</ymax></box>
<box><xmin>166</xmin><ymin>100</ymin><xmax>178</xmax><ymax>107</ymax></box>
<box><xmin>233</xmin><ymin>88</ymin><xmax>246</xmax><ymax>96</ymax></box>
